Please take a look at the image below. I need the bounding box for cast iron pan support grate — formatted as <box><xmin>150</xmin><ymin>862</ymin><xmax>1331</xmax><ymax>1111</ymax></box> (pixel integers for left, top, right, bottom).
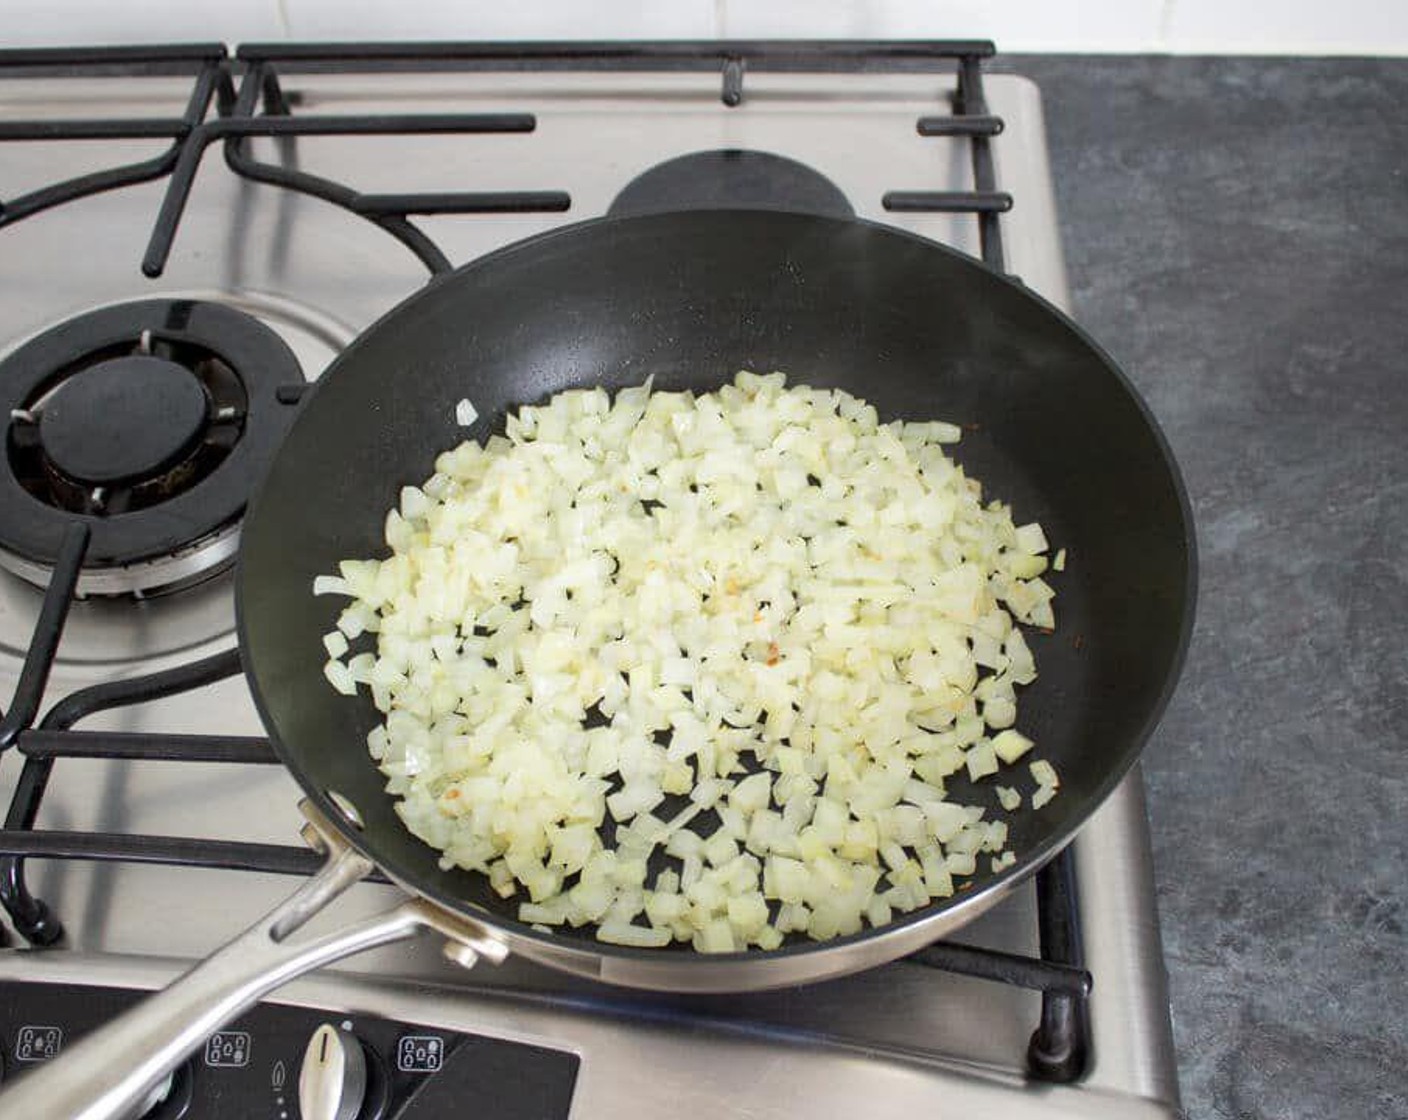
<box><xmin>1</xmin><ymin>40</ymin><xmax>1013</xmax><ymax>275</ymax></box>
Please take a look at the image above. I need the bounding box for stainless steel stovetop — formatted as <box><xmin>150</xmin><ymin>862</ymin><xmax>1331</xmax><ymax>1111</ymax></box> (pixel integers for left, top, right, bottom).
<box><xmin>0</xmin><ymin>43</ymin><xmax>1179</xmax><ymax>1119</ymax></box>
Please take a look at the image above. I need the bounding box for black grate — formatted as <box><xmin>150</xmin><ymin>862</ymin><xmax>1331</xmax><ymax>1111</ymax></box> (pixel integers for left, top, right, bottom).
<box><xmin>0</xmin><ymin>39</ymin><xmax>1087</xmax><ymax>1081</ymax></box>
<box><xmin>0</xmin><ymin>39</ymin><xmax>1012</xmax><ymax>273</ymax></box>
<box><xmin>0</xmin><ymin>46</ymin><xmax>232</xmax><ymax>234</ymax></box>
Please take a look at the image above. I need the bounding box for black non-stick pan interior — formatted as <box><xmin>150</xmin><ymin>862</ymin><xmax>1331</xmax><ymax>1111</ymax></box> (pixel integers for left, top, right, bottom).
<box><xmin>237</xmin><ymin>210</ymin><xmax>1194</xmax><ymax>963</ymax></box>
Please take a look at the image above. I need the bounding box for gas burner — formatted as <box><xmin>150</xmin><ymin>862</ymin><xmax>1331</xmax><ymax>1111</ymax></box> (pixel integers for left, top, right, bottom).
<box><xmin>1</xmin><ymin>299</ymin><xmax>303</xmax><ymax>596</ymax></box>
<box><xmin>608</xmin><ymin>149</ymin><xmax>855</xmax><ymax>219</ymax></box>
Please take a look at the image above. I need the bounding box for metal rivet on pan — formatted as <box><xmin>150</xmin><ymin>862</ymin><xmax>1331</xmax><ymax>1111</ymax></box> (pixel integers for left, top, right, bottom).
<box><xmin>441</xmin><ymin>940</ymin><xmax>480</xmax><ymax>971</ymax></box>
<box><xmin>326</xmin><ymin>790</ymin><xmax>365</xmax><ymax>830</ymax></box>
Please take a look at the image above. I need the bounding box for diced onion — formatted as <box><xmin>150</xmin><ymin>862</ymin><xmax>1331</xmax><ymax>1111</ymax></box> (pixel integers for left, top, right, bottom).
<box><xmin>1031</xmin><ymin>786</ymin><xmax>1057</xmax><ymax>810</ymax></box>
<box><xmin>312</xmin><ymin>575</ymin><xmax>350</xmax><ymax>597</ymax></box>
<box><xmin>1014</xmin><ymin>522</ymin><xmax>1049</xmax><ymax>554</ymax></box>
<box><xmin>597</xmin><ymin>921</ymin><xmax>672</xmax><ymax>948</ymax></box>
<box><xmin>992</xmin><ymin>729</ymin><xmax>1034</xmax><ymax>764</ymax></box>
<box><xmin>322</xmin><ymin>659</ymin><xmax>356</xmax><ymax>696</ymax></box>
<box><xmin>320</xmin><ymin>372</ymin><xmax>1060</xmax><ymax>950</ymax></box>
<box><xmin>1030</xmin><ymin>759</ymin><xmax>1060</xmax><ymax>788</ymax></box>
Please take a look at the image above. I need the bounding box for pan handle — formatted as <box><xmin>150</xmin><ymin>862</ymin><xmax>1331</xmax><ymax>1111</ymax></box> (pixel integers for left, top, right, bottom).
<box><xmin>0</xmin><ymin>800</ymin><xmax>508</xmax><ymax>1120</ymax></box>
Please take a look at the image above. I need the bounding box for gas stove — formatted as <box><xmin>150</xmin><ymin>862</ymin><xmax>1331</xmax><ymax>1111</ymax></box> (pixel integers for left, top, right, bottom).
<box><xmin>0</xmin><ymin>42</ymin><xmax>1179</xmax><ymax>1119</ymax></box>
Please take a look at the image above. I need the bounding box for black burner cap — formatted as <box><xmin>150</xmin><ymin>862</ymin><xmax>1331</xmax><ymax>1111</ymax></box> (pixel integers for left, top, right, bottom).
<box><xmin>40</xmin><ymin>355</ymin><xmax>209</xmax><ymax>486</ymax></box>
<box><xmin>609</xmin><ymin>149</ymin><xmax>854</xmax><ymax>220</ymax></box>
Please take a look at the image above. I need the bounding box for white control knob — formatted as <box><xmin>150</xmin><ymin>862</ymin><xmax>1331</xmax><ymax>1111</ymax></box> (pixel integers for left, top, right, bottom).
<box><xmin>299</xmin><ymin>1023</ymin><xmax>367</xmax><ymax>1120</ymax></box>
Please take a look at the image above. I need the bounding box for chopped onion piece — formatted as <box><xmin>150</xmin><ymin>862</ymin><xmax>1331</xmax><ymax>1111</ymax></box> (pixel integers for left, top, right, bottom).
<box><xmin>1030</xmin><ymin>759</ymin><xmax>1060</xmax><ymax>788</ymax></box>
<box><xmin>965</xmin><ymin>742</ymin><xmax>999</xmax><ymax>781</ymax></box>
<box><xmin>992</xmin><ymin>729</ymin><xmax>1035</xmax><ymax>764</ymax></box>
<box><xmin>1014</xmin><ymin>523</ymin><xmax>1049</xmax><ymax>554</ymax></box>
<box><xmin>598</xmin><ymin>921</ymin><xmax>672</xmax><ymax>948</ymax></box>
<box><xmin>322</xmin><ymin>659</ymin><xmax>355</xmax><ymax>696</ymax></box>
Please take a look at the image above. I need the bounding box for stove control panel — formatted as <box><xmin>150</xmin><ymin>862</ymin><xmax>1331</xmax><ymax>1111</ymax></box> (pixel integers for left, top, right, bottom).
<box><xmin>0</xmin><ymin>982</ymin><xmax>579</xmax><ymax>1119</ymax></box>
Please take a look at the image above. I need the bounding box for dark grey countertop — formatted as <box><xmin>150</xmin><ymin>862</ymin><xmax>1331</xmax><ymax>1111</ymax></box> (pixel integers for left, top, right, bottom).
<box><xmin>1000</xmin><ymin>56</ymin><xmax>1408</xmax><ymax>1120</ymax></box>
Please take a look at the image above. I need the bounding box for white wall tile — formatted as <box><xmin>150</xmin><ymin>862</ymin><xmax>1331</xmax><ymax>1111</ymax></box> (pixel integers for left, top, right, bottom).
<box><xmin>2</xmin><ymin>0</ymin><xmax>1406</xmax><ymax>55</ymax></box>
<box><xmin>279</xmin><ymin>0</ymin><xmax>719</xmax><ymax>42</ymax></box>
<box><xmin>1164</xmin><ymin>0</ymin><xmax>1408</xmax><ymax>54</ymax></box>
<box><xmin>717</xmin><ymin>0</ymin><xmax>1167</xmax><ymax>53</ymax></box>
<box><xmin>0</xmin><ymin>0</ymin><xmax>285</xmax><ymax>47</ymax></box>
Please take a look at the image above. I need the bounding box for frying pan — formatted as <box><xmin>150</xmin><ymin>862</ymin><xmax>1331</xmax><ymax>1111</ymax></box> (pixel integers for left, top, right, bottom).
<box><xmin>1</xmin><ymin>210</ymin><xmax>1194</xmax><ymax>1120</ymax></box>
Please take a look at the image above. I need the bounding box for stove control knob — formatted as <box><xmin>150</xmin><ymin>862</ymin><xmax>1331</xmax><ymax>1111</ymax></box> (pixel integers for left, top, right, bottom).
<box><xmin>300</xmin><ymin>1023</ymin><xmax>368</xmax><ymax>1120</ymax></box>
